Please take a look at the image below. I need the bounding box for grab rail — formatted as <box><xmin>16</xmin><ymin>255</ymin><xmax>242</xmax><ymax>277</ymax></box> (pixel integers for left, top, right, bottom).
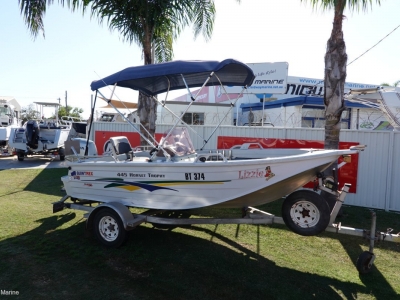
<box><xmin>195</xmin><ymin>152</ymin><xmax>228</xmax><ymax>163</ymax></box>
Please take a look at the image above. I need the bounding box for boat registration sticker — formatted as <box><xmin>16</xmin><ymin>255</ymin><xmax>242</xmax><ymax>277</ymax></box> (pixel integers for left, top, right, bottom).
<box><xmin>185</xmin><ymin>173</ymin><xmax>205</xmax><ymax>180</ymax></box>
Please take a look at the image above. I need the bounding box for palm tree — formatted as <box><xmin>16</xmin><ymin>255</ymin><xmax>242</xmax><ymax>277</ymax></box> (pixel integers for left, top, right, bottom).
<box><xmin>382</xmin><ymin>80</ymin><xmax>400</xmax><ymax>87</ymax></box>
<box><xmin>301</xmin><ymin>0</ymin><xmax>381</xmax><ymax>213</ymax></box>
<box><xmin>18</xmin><ymin>0</ymin><xmax>221</xmax><ymax>144</ymax></box>
<box><xmin>18</xmin><ymin>0</ymin><xmax>84</xmax><ymax>38</ymax></box>
<box><xmin>88</xmin><ymin>0</ymin><xmax>217</xmax><ymax>144</ymax></box>
<box><xmin>302</xmin><ymin>0</ymin><xmax>381</xmax><ymax>149</ymax></box>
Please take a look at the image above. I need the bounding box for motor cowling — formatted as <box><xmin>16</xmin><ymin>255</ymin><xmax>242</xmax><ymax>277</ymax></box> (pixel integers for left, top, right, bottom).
<box><xmin>25</xmin><ymin>120</ymin><xmax>39</xmax><ymax>149</ymax></box>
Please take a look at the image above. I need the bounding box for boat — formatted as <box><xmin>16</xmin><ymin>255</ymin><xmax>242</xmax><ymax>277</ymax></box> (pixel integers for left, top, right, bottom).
<box><xmin>9</xmin><ymin>102</ymin><xmax>71</xmax><ymax>161</ymax></box>
<box><xmin>61</xmin><ymin>116</ymin><xmax>88</xmax><ymax>139</ymax></box>
<box><xmin>55</xmin><ymin>59</ymin><xmax>365</xmax><ymax>247</ymax></box>
<box><xmin>0</xmin><ymin>97</ymin><xmax>22</xmax><ymax>156</ymax></box>
<box><xmin>345</xmin><ymin>86</ymin><xmax>400</xmax><ymax>131</ymax></box>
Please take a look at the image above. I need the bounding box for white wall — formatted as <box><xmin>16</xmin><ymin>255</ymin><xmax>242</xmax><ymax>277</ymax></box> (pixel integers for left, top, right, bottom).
<box><xmin>350</xmin><ymin>108</ymin><xmax>393</xmax><ymax>130</ymax></box>
<box><xmin>158</xmin><ymin>103</ymin><xmax>232</xmax><ymax>125</ymax></box>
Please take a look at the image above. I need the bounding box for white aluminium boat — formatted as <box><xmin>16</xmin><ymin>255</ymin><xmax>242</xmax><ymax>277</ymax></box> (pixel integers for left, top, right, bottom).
<box><xmin>56</xmin><ymin>59</ymin><xmax>365</xmax><ymax>247</ymax></box>
<box><xmin>63</xmin><ymin>141</ymin><xmax>357</xmax><ymax>210</ymax></box>
<box><xmin>9</xmin><ymin>102</ymin><xmax>71</xmax><ymax>161</ymax></box>
<box><xmin>0</xmin><ymin>97</ymin><xmax>22</xmax><ymax>156</ymax></box>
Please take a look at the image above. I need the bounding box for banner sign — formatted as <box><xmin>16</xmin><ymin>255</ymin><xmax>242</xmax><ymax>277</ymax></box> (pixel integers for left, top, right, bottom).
<box><xmin>225</xmin><ymin>62</ymin><xmax>289</xmax><ymax>94</ymax></box>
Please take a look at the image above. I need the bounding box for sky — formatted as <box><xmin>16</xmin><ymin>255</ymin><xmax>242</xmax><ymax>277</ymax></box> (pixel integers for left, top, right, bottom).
<box><xmin>1</xmin><ymin>0</ymin><xmax>399</xmax><ymax>119</ymax></box>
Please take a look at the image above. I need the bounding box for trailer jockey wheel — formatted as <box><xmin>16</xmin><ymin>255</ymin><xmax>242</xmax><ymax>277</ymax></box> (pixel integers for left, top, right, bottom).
<box><xmin>356</xmin><ymin>251</ymin><xmax>375</xmax><ymax>274</ymax></box>
<box><xmin>93</xmin><ymin>208</ymin><xmax>129</xmax><ymax>248</ymax></box>
<box><xmin>282</xmin><ymin>190</ymin><xmax>330</xmax><ymax>236</ymax></box>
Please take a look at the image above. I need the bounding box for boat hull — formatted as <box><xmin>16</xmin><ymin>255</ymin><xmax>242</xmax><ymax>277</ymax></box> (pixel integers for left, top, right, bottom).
<box><xmin>62</xmin><ymin>149</ymin><xmax>355</xmax><ymax>210</ymax></box>
<box><xmin>9</xmin><ymin>126</ymin><xmax>71</xmax><ymax>152</ymax></box>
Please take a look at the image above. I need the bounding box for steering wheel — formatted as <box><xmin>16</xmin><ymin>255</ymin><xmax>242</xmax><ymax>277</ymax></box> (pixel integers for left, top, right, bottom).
<box><xmin>149</xmin><ymin>147</ymin><xmax>158</xmax><ymax>156</ymax></box>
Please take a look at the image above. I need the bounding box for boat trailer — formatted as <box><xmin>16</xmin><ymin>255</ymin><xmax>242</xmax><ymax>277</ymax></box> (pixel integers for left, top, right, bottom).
<box><xmin>53</xmin><ymin>175</ymin><xmax>399</xmax><ymax>274</ymax></box>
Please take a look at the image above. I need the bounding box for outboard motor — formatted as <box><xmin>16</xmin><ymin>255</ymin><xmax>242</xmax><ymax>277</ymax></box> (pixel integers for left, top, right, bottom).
<box><xmin>25</xmin><ymin>120</ymin><xmax>39</xmax><ymax>149</ymax></box>
<box><xmin>76</xmin><ymin>138</ymin><xmax>98</xmax><ymax>156</ymax></box>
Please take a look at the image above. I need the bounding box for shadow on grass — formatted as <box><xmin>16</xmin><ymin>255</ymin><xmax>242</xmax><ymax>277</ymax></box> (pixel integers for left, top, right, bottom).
<box><xmin>1</xmin><ymin>211</ymin><xmax>399</xmax><ymax>300</ymax></box>
<box><xmin>339</xmin><ymin>239</ymin><xmax>399</xmax><ymax>300</ymax></box>
<box><xmin>23</xmin><ymin>169</ymin><xmax>68</xmax><ymax>196</ymax></box>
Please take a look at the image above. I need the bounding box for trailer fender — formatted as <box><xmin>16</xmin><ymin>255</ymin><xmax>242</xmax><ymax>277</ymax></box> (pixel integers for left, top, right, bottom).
<box><xmin>86</xmin><ymin>202</ymin><xmax>137</xmax><ymax>231</ymax></box>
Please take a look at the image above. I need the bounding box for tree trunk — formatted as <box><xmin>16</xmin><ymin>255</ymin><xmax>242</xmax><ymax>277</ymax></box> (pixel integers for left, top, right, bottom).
<box><xmin>137</xmin><ymin>92</ymin><xmax>157</xmax><ymax>146</ymax></box>
<box><xmin>322</xmin><ymin>6</ymin><xmax>347</xmax><ymax>215</ymax></box>
<box><xmin>137</xmin><ymin>36</ymin><xmax>157</xmax><ymax>146</ymax></box>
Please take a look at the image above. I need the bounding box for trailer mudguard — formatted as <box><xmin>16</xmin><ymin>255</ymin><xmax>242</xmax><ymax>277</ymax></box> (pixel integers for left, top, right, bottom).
<box><xmin>86</xmin><ymin>202</ymin><xmax>137</xmax><ymax>231</ymax></box>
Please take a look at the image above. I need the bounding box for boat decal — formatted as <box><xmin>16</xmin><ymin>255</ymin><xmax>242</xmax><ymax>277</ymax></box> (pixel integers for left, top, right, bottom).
<box><xmin>71</xmin><ymin>171</ymin><xmax>93</xmax><ymax>176</ymax></box>
<box><xmin>82</xmin><ymin>177</ymin><xmax>229</xmax><ymax>192</ymax></box>
<box><xmin>99</xmin><ymin>178</ymin><xmax>178</xmax><ymax>192</ymax></box>
<box><xmin>238</xmin><ymin>166</ymin><xmax>275</xmax><ymax>181</ymax></box>
<box><xmin>264</xmin><ymin>166</ymin><xmax>275</xmax><ymax>181</ymax></box>
<box><xmin>238</xmin><ymin>168</ymin><xmax>265</xmax><ymax>179</ymax></box>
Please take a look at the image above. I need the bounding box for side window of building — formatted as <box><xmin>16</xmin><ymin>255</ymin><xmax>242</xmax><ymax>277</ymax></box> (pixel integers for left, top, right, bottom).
<box><xmin>302</xmin><ymin>106</ymin><xmax>351</xmax><ymax>129</ymax></box>
<box><xmin>182</xmin><ymin>112</ymin><xmax>204</xmax><ymax>125</ymax></box>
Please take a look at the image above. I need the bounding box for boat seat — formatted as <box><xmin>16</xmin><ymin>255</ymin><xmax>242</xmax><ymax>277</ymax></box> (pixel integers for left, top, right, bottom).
<box><xmin>109</xmin><ymin>136</ymin><xmax>134</xmax><ymax>160</ymax></box>
<box><xmin>39</xmin><ymin>123</ymin><xmax>61</xmax><ymax>129</ymax></box>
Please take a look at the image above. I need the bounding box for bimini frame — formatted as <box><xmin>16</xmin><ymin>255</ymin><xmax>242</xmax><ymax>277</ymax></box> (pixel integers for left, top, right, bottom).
<box><xmin>89</xmin><ymin>59</ymin><xmax>256</xmax><ymax>161</ymax></box>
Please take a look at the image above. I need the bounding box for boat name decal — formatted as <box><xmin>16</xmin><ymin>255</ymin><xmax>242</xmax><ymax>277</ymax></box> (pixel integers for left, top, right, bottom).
<box><xmin>185</xmin><ymin>173</ymin><xmax>205</xmax><ymax>180</ymax></box>
<box><xmin>238</xmin><ymin>166</ymin><xmax>275</xmax><ymax>180</ymax></box>
<box><xmin>84</xmin><ymin>183</ymin><xmax>93</xmax><ymax>187</ymax></box>
<box><xmin>148</xmin><ymin>173</ymin><xmax>166</xmax><ymax>178</ymax></box>
<box><xmin>116</xmin><ymin>172</ymin><xmax>164</xmax><ymax>178</ymax></box>
<box><xmin>239</xmin><ymin>168</ymin><xmax>264</xmax><ymax>179</ymax></box>
<box><xmin>71</xmin><ymin>171</ymin><xmax>93</xmax><ymax>176</ymax></box>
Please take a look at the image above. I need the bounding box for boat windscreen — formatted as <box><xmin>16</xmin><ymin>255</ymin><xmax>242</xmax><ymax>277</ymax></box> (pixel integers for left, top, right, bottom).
<box><xmin>159</xmin><ymin>127</ymin><xmax>195</xmax><ymax>156</ymax></box>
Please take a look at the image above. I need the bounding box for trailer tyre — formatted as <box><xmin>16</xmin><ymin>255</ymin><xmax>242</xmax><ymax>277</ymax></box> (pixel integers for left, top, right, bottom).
<box><xmin>282</xmin><ymin>190</ymin><xmax>330</xmax><ymax>236</ymax></box>
<box><xmin>93</xmin><ymin>208</ymin><xmax>128</xmax><ymax>248</ymax></box>
<box><xmin>356</xmin><ymin>251</ymin><xmax>374</xmax><ymax>274</ymax></box>
<box><xmin>17</xmin><ymin>152</ymin><xmax>24</xmax><ymax>161</ymax></box>
<box><xmin>59</xmin><ymin>147</ymin><xmax>65</xmax><ymax>161</ymax></box>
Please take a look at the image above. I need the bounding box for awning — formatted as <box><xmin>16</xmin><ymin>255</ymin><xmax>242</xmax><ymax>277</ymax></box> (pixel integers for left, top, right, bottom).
<box><xmin>98</xmin><ymin>97</ymin><xmax>138</xmax><ymax>109</ymax></box>
<box><xmin>90</xmin><ymin>59</ymin><xmax>255</xmax><ymax>96</ymax></box>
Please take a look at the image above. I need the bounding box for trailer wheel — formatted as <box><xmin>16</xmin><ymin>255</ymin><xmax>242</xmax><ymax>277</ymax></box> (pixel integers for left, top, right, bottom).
<box><xmin>59</xmin><ymin>147</ymin><xmax>65</xmax><ymax>161</ymax></box>
<box><xmin>282</xmin><ymin>190</ymin><xmax>330</xmax><ymax>236</ymax></box>
<box><xmin>356</xmin><ymin>251</ymin><xmax>374</xmax><ymax>274</ymax></box>
<box><xmin>17</xmin><ymin>152</ymin><xmax>24</xmax><ymax>161</ymax></box>
<box><xmin>93</xmin><ymin>208</ymin><xmax>128</xmax><ymax>248</ymax></box>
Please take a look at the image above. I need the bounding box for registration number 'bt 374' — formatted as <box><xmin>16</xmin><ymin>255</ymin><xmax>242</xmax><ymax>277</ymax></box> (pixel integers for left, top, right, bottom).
<box><xmin>185</xmin><ymin>173</ymin><xmax>205</xmax><ymax>180</ymax></box>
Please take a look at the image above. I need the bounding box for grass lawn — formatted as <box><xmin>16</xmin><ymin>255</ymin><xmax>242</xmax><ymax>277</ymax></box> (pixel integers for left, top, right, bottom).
<box><xmin>0</xmin><ymin>168</ymin><xmax>399</xmax><ymax>300</ymax></box>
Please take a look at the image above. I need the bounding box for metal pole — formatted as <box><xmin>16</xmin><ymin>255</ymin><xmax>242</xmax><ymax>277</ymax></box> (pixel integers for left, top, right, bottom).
<box><xmin>369</xmin><ymin>211</ymin><xmax>377</xmax><ymax>253</ymax></box>
<box><xmin>262</xmin><ymin>94</ymin><xmax>265</xmax><ymax>126</ymax></box>
<box><xmin>65</xmin><ymin>91</ymin><xmax>68</xmax><ymax>115</ymax></box>
<box><xmin>85</xmin><ymin>92</ymin><xmax>97</xmax><ymax>156</ymax></box>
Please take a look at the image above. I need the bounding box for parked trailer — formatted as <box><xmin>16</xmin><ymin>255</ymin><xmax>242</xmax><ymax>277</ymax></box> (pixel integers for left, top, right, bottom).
<box><xmin>53</xmin><ymin>174</ymin><xmax>398</xmax><ymax>274</ymax></box>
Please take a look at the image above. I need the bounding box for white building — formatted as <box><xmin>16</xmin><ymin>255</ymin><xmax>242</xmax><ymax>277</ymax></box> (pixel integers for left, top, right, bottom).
<box><xmin>240</xmin><ymin>95</ymin><xmax>395</xmax><ymax>130</ymax></box>
<box><xmin>157</xmin><ymin>100</ymin><xmax>232</xmax><ymax>126</ymax></box>
<box><xmin>165</xmin><ymin>73</ymin><xmax>399</xmax><ymax>130</ymax></box>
